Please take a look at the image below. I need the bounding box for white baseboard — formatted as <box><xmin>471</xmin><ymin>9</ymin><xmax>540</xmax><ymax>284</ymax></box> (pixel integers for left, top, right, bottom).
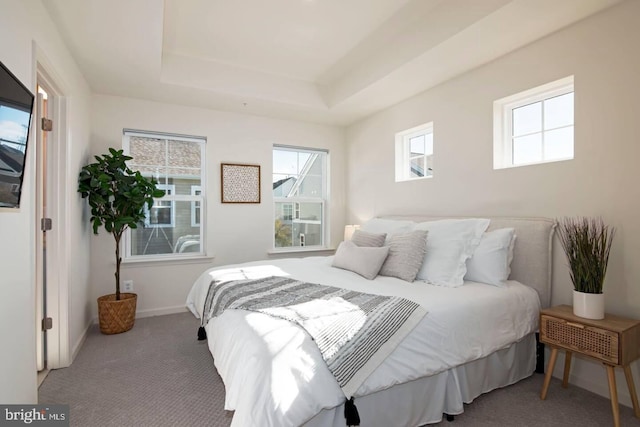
<box><xmin>91</xmin><ymin>306</ymin><xmax>191</xmax><ymax>325</ymax></box>
<box><xmin>135</xmin><ymin>305</ymin><xmax>189</xmax><ymax>319</ymax></box>
<box><xmin>71</xmin><ymin>321</ymin><xmax>92</xmax><ymax>363</ymax></box>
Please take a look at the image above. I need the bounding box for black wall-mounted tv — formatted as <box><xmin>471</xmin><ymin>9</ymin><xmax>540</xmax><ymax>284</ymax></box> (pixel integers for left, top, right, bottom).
<box><xmin>0</xmin><ymin>61</ymin><xmax>34</xmax><ymax>209</ymax></box>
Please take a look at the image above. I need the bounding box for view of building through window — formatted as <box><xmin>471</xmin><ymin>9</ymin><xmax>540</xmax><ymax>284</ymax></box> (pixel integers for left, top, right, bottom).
<box><xmin>395</xmin><ymin>122</ymin><xmax>433</xmax><ymax>182</ymax></box>
<box><xmin>273</xmin><ymin>147</ymin><xmax>327</xmax><ymax>249</ymax></box>
<box><xmin>408</xmin><ymin>131</ymin><xmax>433</xmax><ymax>178</ymax></box>
<box><xmin>123</xmin><ymin>131</ymin><xmax>205</xmax><ymax>258</ymax></box>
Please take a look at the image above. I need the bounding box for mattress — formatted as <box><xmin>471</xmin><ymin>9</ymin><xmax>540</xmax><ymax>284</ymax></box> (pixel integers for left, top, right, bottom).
<box><xmin>186</xmin><ymin>256</ymin><xmax>540</xmax><ymax>427</ymax></box>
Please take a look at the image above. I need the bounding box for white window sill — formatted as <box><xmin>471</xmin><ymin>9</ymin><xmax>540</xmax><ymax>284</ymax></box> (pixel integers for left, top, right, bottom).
<box><xmin>122</xmin><ymin>254</ymin><xmax>215</xmax><ymax>267</ymax></box>
<box><xmin>267</xmin><ymin>247</ymin><xmax>336</xmax><ymax>255</ymax></box>
<box><xmin>395</xmin><ymin>175</ymin><xmax>433</xmax><ymax>183</ymax></box>
<box><xmin>493</xmin><ymin>157</ymin><xmax>573</xmax><ymax>170</ymax></box>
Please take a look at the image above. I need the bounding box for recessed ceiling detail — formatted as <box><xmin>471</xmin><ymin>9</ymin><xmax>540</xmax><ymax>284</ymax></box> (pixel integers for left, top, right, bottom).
<box><xmin>43</xmin><ymin>0</ymin><xmax>622</xmax><ymax>125</ymax></box>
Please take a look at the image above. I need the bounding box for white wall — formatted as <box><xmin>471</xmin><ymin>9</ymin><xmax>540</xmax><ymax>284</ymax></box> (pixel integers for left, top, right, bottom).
<box><xmin>0</xmin><ymin>0</ymin><xmax>92</xmax><ymax>403</ymax></box>
<box><xmin>346</xmin><ymin>0</ymin><xmax>640</xmax><ymax>406</ymax></box>
<box><xmin>64</xmin><ymin>80</ymin><xmax>93</xmax><ymax>362</ymax></box>
<box><xmin>90</xmin><ymin>95</ymin><xmax>345</xmax><ymax>317</ymax></box>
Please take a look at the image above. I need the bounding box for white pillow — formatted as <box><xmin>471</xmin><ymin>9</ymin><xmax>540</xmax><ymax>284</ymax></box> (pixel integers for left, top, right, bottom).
<box><xmin>360</xmin><ymin>218</ymin><xmax>415</xmax><ymax>244</ymax></box>
<box><xmin>414</xmin><ymin>218</ymin><xmax>490</xmax><ymax>287</ymax></box>
<box><xmin>465</xmin><ymin>228</ymin><xmax>516</xmax><ymax>287</ymax></box>
<box><xmin>332</xmin><ymin>240</ymin><xmax>390</xmax><ymax>280</ymax></box>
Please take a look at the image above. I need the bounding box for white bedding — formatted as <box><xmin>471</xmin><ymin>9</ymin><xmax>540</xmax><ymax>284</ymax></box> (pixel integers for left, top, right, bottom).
<box><xmin>186</xmin><ymin>256</ymin><xmax>540</xmax><ymax>427</ymax></box>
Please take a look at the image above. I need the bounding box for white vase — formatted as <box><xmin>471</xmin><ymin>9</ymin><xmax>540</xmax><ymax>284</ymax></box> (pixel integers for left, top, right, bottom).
<box><xmin>573</xmin><ymin>290</ymin><xmax>605</xmax><ymax>320</ymax></box>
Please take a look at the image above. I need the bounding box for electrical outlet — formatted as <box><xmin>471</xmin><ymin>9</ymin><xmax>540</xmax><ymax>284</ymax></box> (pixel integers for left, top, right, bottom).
<box><xmin>122</xmin><ymin>280</ymin><xmax>134</xmax><ymax>293</ymax></box>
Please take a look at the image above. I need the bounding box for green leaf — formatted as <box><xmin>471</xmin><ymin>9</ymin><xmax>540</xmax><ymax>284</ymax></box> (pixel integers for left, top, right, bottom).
<box><xmin>78</xmin><ymin>147</ymin><xmax>166</xmax><ymax>294</ymax></box>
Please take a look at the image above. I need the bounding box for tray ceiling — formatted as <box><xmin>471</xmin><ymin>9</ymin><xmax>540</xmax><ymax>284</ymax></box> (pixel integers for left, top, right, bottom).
<box><xmin>43</xmin><ymin>0</ymin><xmax>622</xmax><ymax>125</ymax></box>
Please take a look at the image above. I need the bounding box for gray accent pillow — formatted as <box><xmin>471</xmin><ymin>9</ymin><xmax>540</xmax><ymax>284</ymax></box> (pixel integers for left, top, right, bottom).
<box><xmin>332</xmin><ymin>240</ymin><xmax>390</xmax><ymax>280</ymax></box>
<box><xmin>351</xmin><ymin>230</ymin><xmax>386</xmax><ymax>247</ymax></box>
<box><xmin>379</xmin><ymin>230</ymin><xmax>428</xmax><ymax>282</ymax></box>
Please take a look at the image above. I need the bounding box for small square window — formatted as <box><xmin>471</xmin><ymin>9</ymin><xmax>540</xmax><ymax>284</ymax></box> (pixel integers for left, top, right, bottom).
<box><xmin>395</xmin><ymin>122</ymin><xmax>433</xmax><ymax>182</ymax></box>
<box><xmin>494</xmin><ymin>76</ymin><xmax>574</xmax><ymax>169</ymax></box>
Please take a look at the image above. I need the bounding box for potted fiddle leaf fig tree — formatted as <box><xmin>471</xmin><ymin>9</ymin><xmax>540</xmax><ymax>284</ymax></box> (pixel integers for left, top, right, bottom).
<box><xmin>557</xmin><ymin>217</ymin><xmax>615</xmax><ymax>320</ymax></box>
<box><xmin>78</xmin><ymin>148</ymin><xmax>165</xmax><ymax>334</ymax></box>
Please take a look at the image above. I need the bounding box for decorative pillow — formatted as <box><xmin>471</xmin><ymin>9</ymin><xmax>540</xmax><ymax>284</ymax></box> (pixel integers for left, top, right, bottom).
<box><xmin>360</xmin><ymin>218</ymin><xmax>415</xmax><ymax>244</ymax></box>
<box><xmin>465</xmin><ymin>228</ymin><xmax>516</xmax><ymax>287</ymax></box>
<box><xmin>379</xmin><ymin>230</ymin><xmax>428</xmax><ymax>282</ymax></box>
<box><xmin>414</xmin><ymin>218</ymin><xmax>491</xmax><ymax>287</ymax></box>
<box><xmin>350</xmin><ymin>230</ymin><xmax>386</xmax><ymax>247</ymax></box>
<box><xmin>332</xmin><ymin>240</ymin><xmax>390</xmax><ymax>280</ymax></box>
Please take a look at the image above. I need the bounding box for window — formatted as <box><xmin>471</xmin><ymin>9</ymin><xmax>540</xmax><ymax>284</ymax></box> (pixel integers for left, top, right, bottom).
<box><xmin>395</xmin><ymin>122</ymin><xmax>433</xmax><ymax>182</ymax></box>
<box><xmin>122</xmin><ymin>130</ymin><xmax>205</xmax><ymax>259</ymax></box>
<box><xmin>282</xmin><ymin>203</ymin><xmax>293</xmax><ymax>221</ymax></box>
<box><xmin>273</xmin><ymin>146</ymin><xmax>327</xmax><ymax>250</ymax></box>
<box><xmin>145</xmin><ymin>184</ymin><xmax>175</xmax><ymax>228</ymax></box>
<box><xmin>494</xmin><ymin>76</ymin><xmax>574</xmax><ymax>169</ymax></box>
<box><xmin>191</xmin><ymin>186</ymin><xmax>201</xmax><ymax>227</ymax></box>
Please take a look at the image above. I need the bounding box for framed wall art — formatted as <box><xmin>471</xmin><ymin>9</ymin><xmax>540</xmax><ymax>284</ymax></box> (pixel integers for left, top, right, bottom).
<box><xmin>221</xmin><ymin>163</ymin><xmax>261</xmax><ymax>203</ymax></box>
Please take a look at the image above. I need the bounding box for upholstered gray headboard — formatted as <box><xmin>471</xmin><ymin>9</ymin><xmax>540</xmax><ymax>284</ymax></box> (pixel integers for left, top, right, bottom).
<box><xmin>381</xmin><ymin>216</ymin><xmax>557</xmax><ymax>308</ymax></box>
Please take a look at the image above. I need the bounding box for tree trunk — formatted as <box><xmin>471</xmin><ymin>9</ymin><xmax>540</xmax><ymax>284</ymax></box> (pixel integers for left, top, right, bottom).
<box><xmin>114</xmin><ymin>232</ymin><xmax>121</xmax><ymax>301</ymax></box>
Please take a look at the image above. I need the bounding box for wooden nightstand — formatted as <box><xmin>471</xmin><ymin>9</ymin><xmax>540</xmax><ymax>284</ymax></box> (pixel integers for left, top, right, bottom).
<box><xmin>539</xmin><ymin>305</ymin><xmax>640</xmax><ymax>427</ymax></box>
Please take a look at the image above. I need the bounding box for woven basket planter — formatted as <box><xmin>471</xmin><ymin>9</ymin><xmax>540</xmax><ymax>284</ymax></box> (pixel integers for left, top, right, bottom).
<box><xmin>97</xmin><ymin>293</ymin><xmax>137</xmax><ymax>334</ymax></box>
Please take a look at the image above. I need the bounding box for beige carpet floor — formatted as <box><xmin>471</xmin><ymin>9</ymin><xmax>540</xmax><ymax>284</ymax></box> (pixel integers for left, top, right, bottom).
<box><xmin>39</xmin><ymin>312</ymin><xmax>640</xmax><ymax>426</ymax></box>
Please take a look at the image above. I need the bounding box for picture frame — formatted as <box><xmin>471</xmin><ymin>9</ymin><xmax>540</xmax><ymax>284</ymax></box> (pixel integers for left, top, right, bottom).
<box><xmin>221</xmin><ymin>163</ymin><xmax>261</xmax><ymax>204</ymax></box>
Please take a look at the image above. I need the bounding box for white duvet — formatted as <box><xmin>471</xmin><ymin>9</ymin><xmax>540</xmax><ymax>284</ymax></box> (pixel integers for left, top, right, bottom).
<box><xmin>186</xmin><ymin>256</ymin><xmax>540</xmax><ymax>427</ymax></box>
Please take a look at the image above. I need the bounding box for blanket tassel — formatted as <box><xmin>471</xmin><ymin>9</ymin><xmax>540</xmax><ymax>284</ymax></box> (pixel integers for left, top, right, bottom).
<box><xmin>344</xmin><ymin>396</ymin><xmax>360</xmax><ymax>426</ymax></box>
<box><xmin>197</xmin><ymin>326</ymin><xmax>207</xmax><ymax>341</ymax></box>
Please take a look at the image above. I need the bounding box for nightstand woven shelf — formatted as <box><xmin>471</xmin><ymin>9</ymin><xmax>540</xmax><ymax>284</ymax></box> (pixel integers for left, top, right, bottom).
<box><xmin>539</xmin><ymin>305</ymin><xmax>640</xmax><ymax>427</ymax></box>
<box><xmin>541</xmin><ymin>314</ymin><xmax>619</xmax><ymax>364</ymax></box>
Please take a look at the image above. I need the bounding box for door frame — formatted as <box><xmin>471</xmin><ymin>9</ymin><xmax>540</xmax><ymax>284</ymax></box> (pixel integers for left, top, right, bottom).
<box><xmin>33</xmin><ymin>44</ymin><xmax>70</xmax><ymax>369</ymax></box>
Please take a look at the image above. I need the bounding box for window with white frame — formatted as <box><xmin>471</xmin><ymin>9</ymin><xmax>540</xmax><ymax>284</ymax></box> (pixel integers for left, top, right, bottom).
<box><xmin>395</xmin><ymin>122</ymin><xmax>433</xmax><ymax>182</ymax></box>
<box><xmin>191</xmin><ymin>186</ymin><xmax>201</xmax><ymax>227</ymax></box>
<box><xmin>273</xmin><ymin>146</ymin><xmax>328</xmax><ymax>249</ymax></box>
<box><xmin>122</xmin><ymin>130</ymin><xmax>206</xmax><ymax>259</ymax></box>
<box><xmin>494</xmin><ymin>76</ymin><xmax>574</xmax><ymax>169</ymax></box>
<box><xmin>282</xmin><ymin>203</ymin><xmax>293</xmax><ymax>221</ymax></box>
<box><xmin>145</xmin><ymin>184</ymin><xmax>175</xmax><ymax>228</ymax></box>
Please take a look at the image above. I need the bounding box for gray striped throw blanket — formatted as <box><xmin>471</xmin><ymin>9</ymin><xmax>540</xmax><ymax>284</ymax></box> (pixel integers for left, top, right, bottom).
<box><xmin>201</xmin><ymin>275</ymin><xmax>427</xmax><ymax>398</ymax></box>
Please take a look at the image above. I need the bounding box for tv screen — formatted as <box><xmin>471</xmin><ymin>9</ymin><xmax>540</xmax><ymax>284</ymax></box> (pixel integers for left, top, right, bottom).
<box><xmin>0</xmin><ymin>61</ymin><xmax>34</xmax><ymax>208</ymax></box>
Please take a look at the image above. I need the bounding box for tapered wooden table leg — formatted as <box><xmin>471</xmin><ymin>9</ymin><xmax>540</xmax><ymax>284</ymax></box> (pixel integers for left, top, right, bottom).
<box><xmin>623</xmin><ymin>365</ymin><xmax>640</xmax><ymax>418</ymax></box>
<box><xmin>605</xmin><ymin>364</ymin><xmax>620</xmax><ymax>427</ymax></box>
<box><xmin>541</xmin><ymin>347</ymin><xmax>558</xmax><ymax>400</ymax></box>
<box><xmin>562</xmin><ymin>351</ymin><xmax>572</xmax><ymax>388</ymax></box>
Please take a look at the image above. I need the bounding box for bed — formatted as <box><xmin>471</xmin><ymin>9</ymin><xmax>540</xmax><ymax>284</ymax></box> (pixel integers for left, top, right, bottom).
<box><xmin>186</xmin><ymin>216</ymin><xmax>556</xmax><ymax>427</ymax></box>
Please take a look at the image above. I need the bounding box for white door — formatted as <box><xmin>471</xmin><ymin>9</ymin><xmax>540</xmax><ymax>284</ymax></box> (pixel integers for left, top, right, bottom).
<box><xmin>35</xmin><ymin>86</ymin><xmax>51</xmax><ymax>371</ymax></box>
<box><xmin>34</xmin><ymin>57</ymin><xmax>71</xmax><ymax>375</ymax></box>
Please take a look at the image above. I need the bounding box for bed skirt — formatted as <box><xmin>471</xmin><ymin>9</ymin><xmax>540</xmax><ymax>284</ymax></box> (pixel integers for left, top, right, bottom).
<box><xmin>303</xmin><ymin>333</ymin><xmax>536</xmax><ymax>427</ymax></box>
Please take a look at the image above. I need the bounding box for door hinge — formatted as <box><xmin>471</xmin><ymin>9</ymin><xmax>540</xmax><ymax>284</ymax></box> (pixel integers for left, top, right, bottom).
<box><xmin>42</xmin><ymin>317</ymin><xmax>53</xmax><ymax>331</ymax></box>
<box><xmin>41</xmin><ymin>218</ymin><xmax>52</xmax><ymax>231</ymax></box>
<box><xmin>41</xmin><ymin>118</ymin><xmax>53</xmax><ymax>132</ymax></box>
